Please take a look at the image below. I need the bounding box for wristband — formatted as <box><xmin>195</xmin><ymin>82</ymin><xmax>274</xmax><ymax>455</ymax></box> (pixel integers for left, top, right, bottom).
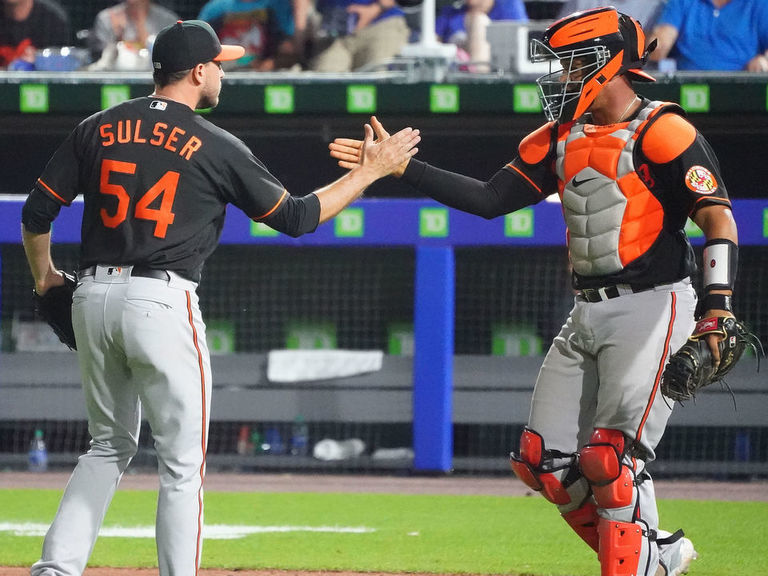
<box><xmin>698</xmin><ymin>293</ymin><xmax>732</xmax><ymax>313</ymax></box>
<box><xmin>702</xmin><ymin>239</ymin><xmax>737</xmax><ymax>291</ymax></box>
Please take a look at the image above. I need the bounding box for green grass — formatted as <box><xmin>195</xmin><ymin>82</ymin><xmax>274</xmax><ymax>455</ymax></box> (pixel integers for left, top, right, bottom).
<box><xmin>0</xmin><ymin>489</ymin><xmax>766</xmax><ymax>575</ymax></box>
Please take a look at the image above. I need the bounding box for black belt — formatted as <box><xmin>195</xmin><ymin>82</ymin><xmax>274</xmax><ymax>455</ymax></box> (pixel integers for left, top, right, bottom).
<box><xmin>580</xmin><ymin>284</ymin><xmax>655</xmax><ymax>302</ymax></box>
<box><xmin>79</xmin><ymin>265</ymin><xmax>171</xmax><ymax>282</ymax></box>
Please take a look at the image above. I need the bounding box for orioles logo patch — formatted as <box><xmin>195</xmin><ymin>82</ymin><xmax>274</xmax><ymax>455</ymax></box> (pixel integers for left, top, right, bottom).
<box><xmin>685</xmin><ymin>166</ymin><xmax>718</xmax><ymax>194</ymax></box>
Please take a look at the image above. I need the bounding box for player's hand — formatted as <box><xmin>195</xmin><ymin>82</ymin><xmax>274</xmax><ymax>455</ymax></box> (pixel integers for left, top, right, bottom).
<box><xmin>359</xmin><ymin>122</ymin><xmax>420</xmax><ymax>180</ymax></box>
<box><xmin>35</xmin><ymin>269</ymin><xmax>66</xmax><ymax>297</ymax></box>
<box><xmin>701</xmin><ymin>309</ymin><xmax>735</xmax><ymax>370</ymax></box>
<box><xmin>330</xmin><ymin>117</ymin><xmax>414</xmax><ymax>177</ymax></box>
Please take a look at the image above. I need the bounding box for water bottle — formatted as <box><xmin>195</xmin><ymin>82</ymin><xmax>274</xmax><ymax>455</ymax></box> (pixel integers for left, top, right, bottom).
<box><xmin>290</xmin><ymin>416</ymin><xmax>309</xmax><ymax>456</ymax></box>
<box><xmin>734</xmin><ymin>432</ymin><xmax>752</xmax><ymax>462</ymax></box>
<box><xmin>263</xmin><ymin>426</ymin><xmax>286</xmax><ymax>455</ymax></box>
<box><xmin>236</xmin><ymin>425</ymin><xmax>252</xmax><ymax>456</ymax></box>
<box><xmin>28</xmin><ymin>429</ymin><xmax>48</xmax><ymax>472</ymax></box>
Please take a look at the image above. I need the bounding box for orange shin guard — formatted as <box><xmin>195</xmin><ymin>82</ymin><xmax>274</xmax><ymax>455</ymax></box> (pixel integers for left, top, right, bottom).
<box><xmin>597</xmin><ymin>518</ymin><xmax>643</xmax><ymax>576</ymax></box>
<box><xmin>562</xmin><ymin>500</ymin><xmax>599</xmax><ymax>552</ymax></box>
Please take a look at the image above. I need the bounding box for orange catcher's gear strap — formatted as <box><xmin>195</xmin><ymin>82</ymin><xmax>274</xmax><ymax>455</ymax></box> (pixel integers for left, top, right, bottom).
<box><xmin>562</xmin><ymin>500</ymin><xmax>600</xmax><ymax>552</ymax></box>
<box><xmin>509</xmin><ymin>428</ymin><xmax>572</xmax><ymax>505</ymax></box>
<box><xmin>597</xmin><ymin>519</ymin><xmax>643</xmax><ymax>576</ymax></box>
<box><xmin>580</xmin><ymin>428</ymin><xmax>635</xmax><ymax>509</ymax></box>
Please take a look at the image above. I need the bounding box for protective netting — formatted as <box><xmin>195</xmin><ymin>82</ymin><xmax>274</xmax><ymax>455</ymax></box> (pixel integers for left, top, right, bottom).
<box><xmin>1</xmin><ymin>243</ymin><xmax>766</xmax><ymax>476</ymax></box>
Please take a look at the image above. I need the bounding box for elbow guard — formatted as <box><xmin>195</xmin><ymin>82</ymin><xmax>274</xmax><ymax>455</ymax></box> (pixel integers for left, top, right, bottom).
<box><xmin>21</xmin><ymin>188</ymin><xmax>62</xmax><ymax>233</ymax></box>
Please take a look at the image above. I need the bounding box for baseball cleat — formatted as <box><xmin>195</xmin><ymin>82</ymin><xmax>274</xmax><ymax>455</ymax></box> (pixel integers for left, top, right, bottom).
<box><xmin>657</xmin><ymin>529</ymin><xmax>698</xmax><ymax>576</ymax></box>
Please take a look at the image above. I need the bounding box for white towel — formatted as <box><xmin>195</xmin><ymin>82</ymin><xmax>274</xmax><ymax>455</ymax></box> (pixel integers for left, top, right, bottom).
<box><xmin>267</xmin><ymin>349</ymin><xmax>384</xmax><ymax>383</ymax></box>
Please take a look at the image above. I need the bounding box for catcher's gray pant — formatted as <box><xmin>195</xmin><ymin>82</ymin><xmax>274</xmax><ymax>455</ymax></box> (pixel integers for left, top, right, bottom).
<box><xmin>528</xmin><ymin>279</ymin><xmax>696</xmax><ymax>574</ymax></box>
<box><xmin>31</xmin><ymin>266</ymin><xmax>211</xmax><ymax>576</ymax></box>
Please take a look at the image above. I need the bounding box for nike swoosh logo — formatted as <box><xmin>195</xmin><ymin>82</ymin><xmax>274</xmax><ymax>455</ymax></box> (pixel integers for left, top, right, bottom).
<box><xmin>572</xmin><ymin>176</ymin><xmax>598</xmax><ymax>187</ymax></box>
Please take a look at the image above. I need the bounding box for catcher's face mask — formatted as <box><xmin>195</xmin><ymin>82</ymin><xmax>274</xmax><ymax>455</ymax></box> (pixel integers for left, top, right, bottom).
<box><xmin>530</xmin><ymin>7</ymin><xmax>656</xmax><ymax>123</ymax></box>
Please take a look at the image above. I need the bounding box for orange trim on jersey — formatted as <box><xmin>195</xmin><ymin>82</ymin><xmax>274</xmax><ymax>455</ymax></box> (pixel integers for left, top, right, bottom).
<box><xmin>186</xmin><ymin>291</ymin><xmax>207</xmax><ymax>576</ymax></box>
<box><xmin>636</xmin><ymin>292</ymin><xmax>677</xmax><ymax>443</ymax></box>
<box><xmin>519</xmin><ymin>122</ymin><xmax>555</xmax><ymax>165</ymax></box>
<box><xmin>692</xmin><ymin>196</ymin><xmax>731</xmax><ymax>209</ymax></box>
<box><xmin>37</xmin><ymin>178</ymin><xmax>69</xmax><ymax>205</ymax></box>
<box><xmin>507</xmin><ymin>164</ymin><xmax>543</xmax><ymax>195</ymax></box>
<box><xmin>641</xmin><ymin>113</ymin><xmax>696</xmax><ymax>164</ymax></box>
<box><xmin>251</xmin><ymin>189</ymin><xmax>288</xmax><ymax>221</ymax></box>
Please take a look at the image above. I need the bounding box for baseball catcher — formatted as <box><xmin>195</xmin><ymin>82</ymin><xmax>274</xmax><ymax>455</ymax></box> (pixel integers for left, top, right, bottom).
<box><xmin>662</xmin><ymin>314</ymin><xmax>762</xmax><ymax>402</ymax></box>
<box><xmin>33</xmin><ymin>271</ymin><xmax>77</xmax><ymax>350</ymax></box>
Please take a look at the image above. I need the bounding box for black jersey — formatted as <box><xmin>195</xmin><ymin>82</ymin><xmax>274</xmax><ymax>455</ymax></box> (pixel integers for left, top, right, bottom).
<box><xmin>34</xmin><ymin>97</ymin><xmax>292</xmax><ymax>281</ymax></box>
<box><xmin>507</xmin><ymin>100</ymin><xmax>732</xmax><ymax>289</ymax></box>
<box><xmin>401</xmin><ymin>100</ymin><xmax>732</xmax><ymax>289</ymax></box>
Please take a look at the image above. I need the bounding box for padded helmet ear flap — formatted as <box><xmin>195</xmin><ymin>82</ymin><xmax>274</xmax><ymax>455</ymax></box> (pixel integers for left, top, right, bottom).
<box><xmin>619</xmin><ymin>13</ymin><xmax>656</xmax><ymax>82</ymax></box>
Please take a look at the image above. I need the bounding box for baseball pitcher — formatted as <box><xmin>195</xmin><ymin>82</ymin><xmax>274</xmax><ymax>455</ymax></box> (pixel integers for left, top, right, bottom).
<box><xmin>21</xmin><ymin>19</ymin><xmax>419</xmax><ymax>576</ymax></box>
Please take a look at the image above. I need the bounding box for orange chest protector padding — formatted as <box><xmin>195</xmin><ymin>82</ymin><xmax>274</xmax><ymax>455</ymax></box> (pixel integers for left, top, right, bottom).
<box><xmin>554</xmin><ymin>101</ymin><xmax>676</xmax><ymax>277</ymax></box>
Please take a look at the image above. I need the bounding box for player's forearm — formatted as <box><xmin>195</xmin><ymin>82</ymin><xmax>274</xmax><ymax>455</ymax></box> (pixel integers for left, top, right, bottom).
<box><xmin>400</xmin><ymin>159</ymin><xmax>530</xmax><ymax>219</ymax></box>
<box><xmin>314</xmin><ymin>165</ymin><xmax>380</xmax><ymax>224</ymax></box>
<box><xmin>695</xmin><ymin>204</ymin><xmax>738</xmax><ymax>251</ymax></box>
<box><xmin>693</xmin><ymin>205</ymin><xmax>738</xmax><ymax>316</ymax></box>
<box><xmin>21</xmin><ymin>226</ymin><xmax>60</xmax><ymax>293</ymax></box>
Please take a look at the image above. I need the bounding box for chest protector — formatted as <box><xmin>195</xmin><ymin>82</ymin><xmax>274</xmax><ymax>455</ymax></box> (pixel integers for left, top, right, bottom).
<box><xmin>555</xmin><ymin>100</ymin><xmax>671</xmax><ymax>277</ymax></box>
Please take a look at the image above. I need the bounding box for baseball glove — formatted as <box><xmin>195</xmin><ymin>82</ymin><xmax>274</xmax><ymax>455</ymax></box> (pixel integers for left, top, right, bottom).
<box><xmin>33</xmin><ymin>271</ymin><xmax>77</xmax><ymax>350</ymax></box>
<box><xmin>661</xmin><ymin>316</ymin><xmax>762</xmax><ymax>402</ymax></box>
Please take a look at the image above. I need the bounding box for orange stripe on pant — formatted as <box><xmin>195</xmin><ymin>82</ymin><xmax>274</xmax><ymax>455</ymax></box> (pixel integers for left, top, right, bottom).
<box><xmin>186</xmin><ymin>290</ymin><xmax>207</xmax><ymax>576</ymax></box>
<box><xmin>636</xmin><ymin>292</ymin><xmax>677</xmax><ymax>444</ymax></box>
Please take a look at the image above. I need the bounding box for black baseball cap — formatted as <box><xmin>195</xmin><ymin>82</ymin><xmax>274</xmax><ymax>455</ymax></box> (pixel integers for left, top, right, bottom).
<box><xmin>152</xmin><ymin>20</ymin><xmax>245</xmax><ymax>73</ymax></box>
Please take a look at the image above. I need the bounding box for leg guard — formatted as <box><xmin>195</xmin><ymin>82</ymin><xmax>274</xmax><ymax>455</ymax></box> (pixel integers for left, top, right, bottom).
<box><xmin>580</xmin><ymin>428</ymin><xmax>634</xmax><ymax>509</ymax></box>
<box><xmin>581</xmin><ymin>429</ymin><xmax>648</xmax><ymax>576</ymax></box>
<box><xmin>510</xmin><ymin>427</ymin><xmax>575</xmax><ymax>505</ymax></box>
<box><xmin>598</xmin><ymin>519</ymin><xmax>643</xmax><ymax>576</ymax></box>
<box><xmin>562</xmin><ymin>500</ymin><xmax>600</xmax><ymax>552</ymax></box>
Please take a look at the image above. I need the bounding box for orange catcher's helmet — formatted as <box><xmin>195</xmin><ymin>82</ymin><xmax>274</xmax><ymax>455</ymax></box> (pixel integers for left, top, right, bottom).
<box><xmin>530</xmin><ymin>6</ymin><xmax>656</xmax><ymax>123</ymax></box>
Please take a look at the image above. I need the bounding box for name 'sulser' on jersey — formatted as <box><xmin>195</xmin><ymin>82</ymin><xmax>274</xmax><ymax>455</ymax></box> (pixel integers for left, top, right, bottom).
<box><xmin>99</xmin><ymin>119</ymin><xmax>202</xmax><ymax>161</ymax></box>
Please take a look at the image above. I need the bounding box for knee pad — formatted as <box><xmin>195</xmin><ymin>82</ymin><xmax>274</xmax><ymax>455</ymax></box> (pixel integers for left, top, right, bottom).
<box><xmin>510</xmin><ymin>427</ymin><xmax>577</xmax><ymax>506</ymax></box>
<box><xmin>580</xmin><ymin>429</ymin><xmax>634</xmax><ymax>509</ymax></box>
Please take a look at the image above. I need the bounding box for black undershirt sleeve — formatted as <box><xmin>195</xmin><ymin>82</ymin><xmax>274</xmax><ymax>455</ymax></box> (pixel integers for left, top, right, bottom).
<box><xmin>400</xmin><ymin>159</ymin><xmax>543</xmax><ymax>219</ymax></box>
<box><xmin>263</xmin><ymin>192</ymin><xmax>321</xmax><ymax>238</ymax></box>
<box><xmin>21</xmin><ymin>187</ymin><xmax>63</xmax><ymax>234</ymax></box>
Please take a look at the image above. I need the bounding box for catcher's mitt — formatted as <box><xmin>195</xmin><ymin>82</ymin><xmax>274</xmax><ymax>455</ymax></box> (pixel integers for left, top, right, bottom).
<box><xmin>661</xmin><ymin>316</ymin><xmax>762</xmax><ymax>402</ymax></box>
<box><xmin>33</xmin><ymin>271</ymin><xmax>77</xmax><ymax>350</ymax></box>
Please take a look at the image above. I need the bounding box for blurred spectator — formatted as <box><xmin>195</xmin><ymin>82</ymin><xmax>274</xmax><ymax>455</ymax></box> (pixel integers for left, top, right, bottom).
<box><xmin>0</xmin><ymin>0</ymin><xmax>71</xmax><ymax>69</ymax></box>
<box><xmin>650</xmin><ymin>0</ymin><xmax>768</xmax><ymax>71</ymax></box>
<box><xmin>436</xmin><ymin>0</ymin><xmax>527</xmax><ymax>73</ymax></box>
<box><xmin>89</xmin><ymin>0</ymin><xmax>178</xmax><ymax>70</ymax></box>
<box><xmin>557</xmin><ymin>0</ymin><xmax>665</xmax><ymax>32</ymax></box>
<box><xmin>307</xmin><ymin>0</ymin><xmax>409</xmax><ymax>72</ymax></box>
<box><xmin>198</xmin><ymin>0</ymin><xmax>297</xmax><ymax>71</ymax></box>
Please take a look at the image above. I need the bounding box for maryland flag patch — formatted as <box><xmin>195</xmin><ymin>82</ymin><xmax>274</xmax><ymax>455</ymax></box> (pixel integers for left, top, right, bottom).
<box><xmin>685</xmin><ymin>165</ymin><xmax>718</xmax><ymax>194</ymax></box>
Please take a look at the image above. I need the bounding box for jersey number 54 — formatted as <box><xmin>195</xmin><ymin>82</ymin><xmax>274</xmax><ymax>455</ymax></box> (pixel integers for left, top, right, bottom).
<box><xmin>100</xmin><ymin>158</ymin><xmax>179</xmax><ymax>239</ymax></box>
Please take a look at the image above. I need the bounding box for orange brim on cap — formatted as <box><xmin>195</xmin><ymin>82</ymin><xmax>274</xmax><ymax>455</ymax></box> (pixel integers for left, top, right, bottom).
<box><xmin>214</xmin><ymin>44</ymin><xmax>245</xmax><ymax>62</ymax></box>
<box><xmin>628</xmin><ymin>68</ymin><xmax>656</xmax><ymax>82</ymax></box>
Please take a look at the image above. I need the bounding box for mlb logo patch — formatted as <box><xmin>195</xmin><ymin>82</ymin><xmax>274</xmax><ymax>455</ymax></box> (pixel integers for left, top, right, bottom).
<box><xmin>150</xmin><ymin>100</ymin><xmax>167</xmax><ymax>111</ymax></box>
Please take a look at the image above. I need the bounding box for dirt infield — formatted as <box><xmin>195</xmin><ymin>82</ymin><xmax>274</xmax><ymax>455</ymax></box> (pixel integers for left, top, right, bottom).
<box><xmin>1</xmin><ymin>470</ymin><xmax>766</xmax><ymax>500</ymax></box>
<box><xmin>1</xmin><ymin>471</ymin><xmax>765</xmax><ymax>576</ymax></box>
